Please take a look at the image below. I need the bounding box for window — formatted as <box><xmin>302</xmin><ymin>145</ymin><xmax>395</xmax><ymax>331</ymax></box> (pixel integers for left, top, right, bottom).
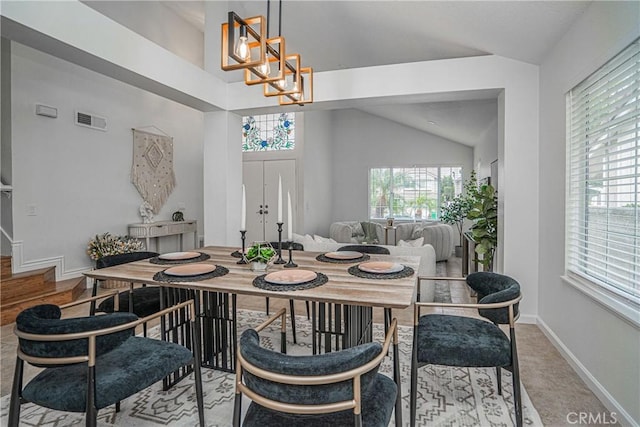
<box><xmin>242</xmin><ymin>113</ymin><xmax>295</xmax><ymax>152</ymax></box>
<box><xmin>566</xmin><ymin>38</ymin><xmax>640</xmax><ymax>306</ymax></box>
<box><xmin>369</xmin><ymin>166</ymin><xmax>462</xmax><ymax>220</ymax></box>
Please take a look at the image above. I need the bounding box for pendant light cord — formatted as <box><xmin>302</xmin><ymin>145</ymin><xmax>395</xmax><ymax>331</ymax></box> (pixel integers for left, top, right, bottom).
<box><xmin>266</xmin><ymin>0</ymin><xmax>271</xmax><ymax>38</ymax></box>
<box><xmin>278</xmin><ymin>0</ymin><xmax>282</xmax><ymax>36</ymax></box>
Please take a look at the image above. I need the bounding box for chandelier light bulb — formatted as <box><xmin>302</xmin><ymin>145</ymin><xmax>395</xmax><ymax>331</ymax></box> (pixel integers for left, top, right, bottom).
<box><xmin>235</xmin><ymin>26</ymin><xmax>250</xmax><ymax>61</ymax></box>
<box><xmin>259</xmin><ymin>60</ymin><xmax>271</xmax><ymax>76</ymax></box>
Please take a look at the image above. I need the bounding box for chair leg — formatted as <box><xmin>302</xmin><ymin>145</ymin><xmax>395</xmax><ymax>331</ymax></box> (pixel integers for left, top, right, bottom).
<box><xmin>193</xmin><ymin>360</ymin><xmax>205</xmax><ymax>427</ymax></box>
<box><xmin>410</xmin><ymin>325</ymin><xmax>419</xmax><ymax>427</ymax></box>
<box><xmin>289</xmin><ymin>299</ymin><xmax>298</xmax><ymax>344</ymax></box>
<box><xmin>86</xmin><ymin>366</ymin><xmax>97</xmax><ymax>427</ymax></box>
<box><xmin>143</xmin><ymin>322</ymin><xmax>148</xmax><ymax>337</ymax></box>
<box><xmin>190</xmin><ymin>310</ymin><xmax>206</xmax><ymax>427</ymax></box>
<box><xmin>305</xmin><ymin>301</ymin><xmax>310</xmax><ymax>320</ymax></box>
<box><xmin>115</xmin><ymin>401</ymin><xmax>120</xmax><ymax>412</ymax></box>
<box><xmin>90</xmin><ymin>279</ymin><xmax>98</xmax><ymax>315</ymax></box>
<box><xmin>8</xmin><ymin>357</ymin><xmax>24</xmax><ymax>427</ymax></box>
<box><xmin>510</xmin><ymin>329</ymin><xmax>523</xmax><ymax>427</ymax></box>
<box><xmin>265</xmin><ymin>297</ymin><xmax>270</xmax><ymax>315</ymax></box>
<box><xmin>233</xmin><ymin>394</ymin><xmax>242</xmax><ymax>427</ymax></box>
<box><xmin>496</xmin><ymin>366</ymin><xmax>502</xmax><ymax>395</ymax></box>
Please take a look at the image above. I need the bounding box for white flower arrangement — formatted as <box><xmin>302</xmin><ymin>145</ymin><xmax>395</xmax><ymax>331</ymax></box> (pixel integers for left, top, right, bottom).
<box><xmin>87</xmin><ymin>232</ymin><xmax>144</xmax><ymax>261</ymax></box>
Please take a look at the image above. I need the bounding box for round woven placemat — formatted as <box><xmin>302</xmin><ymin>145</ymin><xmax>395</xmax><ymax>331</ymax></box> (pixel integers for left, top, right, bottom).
<box><xmin>149</xmin><ymin>252</ymin><xmax>211</xmax><ymax>265</ymax></box>
<box><xmin>253</xmin><ymin>272</ymin><xmax>328</xmax><ymax>292</ymax></box>
<box><xmin>316</xmin><ymin>253</ymin><xmax>370</xmax><ymax>264</ymax></box>
<box><xmin>347</xmin><ymin>265</ymin><xmax>414</xmax><ymax>280</ymax></box>
<box><xmin>153</xmin><ymin>265</ymin><xmax>229</xmax><ymax>282</ymax></box>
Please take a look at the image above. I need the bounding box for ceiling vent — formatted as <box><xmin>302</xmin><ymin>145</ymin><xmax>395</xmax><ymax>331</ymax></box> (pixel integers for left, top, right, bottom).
<box><xmin>75</xmin><ymin>111</ymin><xmax>107</xmax><ymax>131</ymax></box>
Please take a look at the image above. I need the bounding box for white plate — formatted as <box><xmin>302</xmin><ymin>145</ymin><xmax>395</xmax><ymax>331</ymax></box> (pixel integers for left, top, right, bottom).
<box><xmin>324</xmin><ymin>251</ymin><xmax>363</xmax><ymax>260</ymax></box>
<box><xmin>159</xmin><ymin>251</ymin><xmax>201</xmax><ymax>261</ymax></box>
<box><xmin>264</xmin><ymin>269</ymin><xmax>318</xmax><ymax>285</ymax></box>
<box><xmin>358</xmin><ymin>261</ymin><xmax>404</xmax><ymax>274</ymax></box>
<box><xmin>164</xmin><ymin>263</ymin><xmax>216</xmax><ymax>277</ymax></box>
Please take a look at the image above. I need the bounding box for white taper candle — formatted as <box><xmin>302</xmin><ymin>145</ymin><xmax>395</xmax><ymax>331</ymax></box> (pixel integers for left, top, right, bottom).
<box><xmin>241</xmin><ymin>184</ymin><xmax>246</xmax><ymax>231</ymax></box>
<box><xmin>277</xmin><ymin>175</ymin><xmax>283</xmax><ymax>223</ymax></box>
<box><xmin>287</xmin><ymin>191</ymin><xmax>292</xmax><ymax>241</ymax></box>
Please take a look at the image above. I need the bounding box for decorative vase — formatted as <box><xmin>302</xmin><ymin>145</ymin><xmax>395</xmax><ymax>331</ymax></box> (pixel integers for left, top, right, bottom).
<box><xmin>251</xmin><ymin>261</ymin><xmax>268</xmax><ymax>272</ymax></box>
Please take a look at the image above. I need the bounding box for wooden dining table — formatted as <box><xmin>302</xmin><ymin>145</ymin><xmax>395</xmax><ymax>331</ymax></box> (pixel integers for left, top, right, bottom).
<box><xmin>86</xmin><ymin>246</ymin><xmax>419</xmax><ymax>308</ymax></box>
<box><xmin>85</xmin><ymin>245</ymin><xmax>419</xmax><ymax>425</ymax></box>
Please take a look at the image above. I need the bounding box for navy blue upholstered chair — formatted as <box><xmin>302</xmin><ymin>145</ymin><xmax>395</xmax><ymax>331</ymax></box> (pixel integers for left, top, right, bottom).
<box><xmin>265</xmin><ymin>242</ymin><xmax>309</xmax><ymax>344</ymax></box>
<box><xmin>8</xmin><ymin>297</ymin><xmax>204</xmax><ymax>427</ymax></box>
<box><xmin>233</xmin><ymin>310</ymin><xmax>399</xmax><ymax>427</ymax></box>
<box><xmin>338</xmin><ymin>244</ymin><xmax>390</xmax><ymax>255</ymax></box>
<box><xmin>410</xmin><ymin>272</ymin><xmax>523</xmax><ymax>427</ymax></box>
<box><xmin>92</xmin><ymin>251</ymin><xmax>160</xmax><ymax>336</ymax></box>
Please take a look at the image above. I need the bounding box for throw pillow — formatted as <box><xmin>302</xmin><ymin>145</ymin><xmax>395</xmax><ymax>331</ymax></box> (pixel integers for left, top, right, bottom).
<box><xmin>411</xmin><ymin>226</ymin><xmax>425</xmax><ymax>240</ymax></box>
<box><xmin>398</xmin><ymin>237</ymin><xmax>424</xmax><ymax>247</ymax></box>
<box><xmin>293</xmin><ymin>233</ymin><xmax>317</xmax><ymax>248</ymax></box>
<box><xmin>350</xmin><ymin>222</ymin><xmax>365</xmax><ymax>238</ymax></box>
<box><xmin>361</xmin><ymin>222</ymin><xmax>380</xmax><ymax>244</ymax></box>
<box><xmin>314</xmin><ymin>235</ymin><xmax>337</xmax><ymax>244</ymax></box>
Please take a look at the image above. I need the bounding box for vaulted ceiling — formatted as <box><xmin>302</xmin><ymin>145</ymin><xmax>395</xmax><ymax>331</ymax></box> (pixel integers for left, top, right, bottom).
<box><xmin>159</xmin><ymin>1</ymin><xmax>592</xmax><ymax>146</ymax></box>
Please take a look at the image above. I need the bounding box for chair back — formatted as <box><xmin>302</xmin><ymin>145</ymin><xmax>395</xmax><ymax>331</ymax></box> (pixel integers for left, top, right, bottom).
<box><xmin>338</xmin><ymin>245</ymin><xmax>390</xmax><ymax>255</ymax></box>
<box><xmin>96</xmin><ymin>251</ymin><xmax>159</xmax><ymax>269</ymax></box>
<box><xmin>238</xmin><ymin>329</ymin><xmax>382</xmax><ymax>406</ymax></box>
<box><xmin>465</xmin><ymin>272</ymin><xmax>521</xmax><ymax>324</ymax></box>
<box><xmin>269</xmin><ymin>242</ymin><xmax>304</xmax><ymax>251</ymax></box>
<box><xmin>15</xmin><ymin>304</ymin><xmax>137</xmax><ymax>364</ymax></box>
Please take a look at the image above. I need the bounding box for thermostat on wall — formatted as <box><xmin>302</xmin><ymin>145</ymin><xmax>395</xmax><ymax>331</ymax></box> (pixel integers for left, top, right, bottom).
<box><xmin>35</xmin><ymin>104</ymin><xmax>58</xmax><ymax>118</ymax></box>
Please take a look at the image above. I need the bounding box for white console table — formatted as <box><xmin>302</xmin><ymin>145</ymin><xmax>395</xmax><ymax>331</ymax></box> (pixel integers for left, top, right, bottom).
<box><xmin>128</xmin><ymin>220</ymin><xmax>198</xmax><ymax>252</ymax></box>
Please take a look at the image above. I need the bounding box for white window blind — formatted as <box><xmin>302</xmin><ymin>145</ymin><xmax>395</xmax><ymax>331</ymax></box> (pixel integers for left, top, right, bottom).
<box><xmin>566</xmin><ymin>38</ymin><xmax>640</xmax><ymax>306</ymax></box>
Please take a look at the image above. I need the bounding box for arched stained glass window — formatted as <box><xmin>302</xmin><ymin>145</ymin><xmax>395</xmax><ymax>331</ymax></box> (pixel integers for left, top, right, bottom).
<box><xmin>242</xmin><ymin>113</ymin><xmax>295</xmax><ymax>152</ymax></box>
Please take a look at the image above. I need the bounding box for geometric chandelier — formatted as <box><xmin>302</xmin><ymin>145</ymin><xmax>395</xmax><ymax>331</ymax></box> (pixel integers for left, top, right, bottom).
<box><xmin>221</xmin><ymin>0</ymin><xmax>313</xmax><ymax>106</ymax></box>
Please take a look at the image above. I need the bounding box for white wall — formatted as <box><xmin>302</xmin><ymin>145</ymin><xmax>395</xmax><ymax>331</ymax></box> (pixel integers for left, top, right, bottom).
<box><xmin>330</xmin><ymin>109</ymin><xmax>474</xmax><ymax>228</ymax></box>
<box><xmin>82</xmin><ymin>1</ymin><xmax>204</xmax><ymax>68</ymax></box>
<box><xmin>301</xmin><ymin>110</ymin><xmax>334</xmax><ymax>236</ymax></box>
<box><xmin>10</xmin><ymin>42</ymin><xmax>204</xmax><ymax>277</ymax></box>
<box><xmin>1</xmin><ymin>38</ymin><xmax>13</xmax><ymax>255</ymax></box>
<box><xmin>472</xmin><ymin>105</ymin><xmax>498</xmax><ymax>183</ymax></box>
<box><xmin>538</xmin><ymin>2</ymin><xmax>640</xmax><ymax>424</ymax></box>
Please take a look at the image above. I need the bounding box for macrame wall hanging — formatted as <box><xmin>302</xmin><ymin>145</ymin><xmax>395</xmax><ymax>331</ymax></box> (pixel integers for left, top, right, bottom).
<box><xmin>131</xmin><ymin>128</ymin><xmax>176</xmax><ymax>214</ymax></box>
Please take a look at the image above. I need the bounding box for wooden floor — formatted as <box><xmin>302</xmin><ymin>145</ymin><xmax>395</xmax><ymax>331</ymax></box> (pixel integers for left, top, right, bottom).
<box><xmin>0</xmin><ymin>257</ymin><xmax>616</xmax><ymax>426</ymax></box>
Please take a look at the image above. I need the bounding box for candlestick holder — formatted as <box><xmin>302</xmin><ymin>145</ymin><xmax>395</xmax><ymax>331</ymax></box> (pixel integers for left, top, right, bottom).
<box><xmin>284</xmin><ymin>241</ymin><xmax>298</xmax><ymax>268</ymax></box>
<box><xmin>274</xmin><ymin>222</ymin><xmax>286</xmax><ymax>264</ymax></box>
<box><xmin>237</xmin><ymin>230</ymin><xmax>248</xmax><ymax>264</ymax></box>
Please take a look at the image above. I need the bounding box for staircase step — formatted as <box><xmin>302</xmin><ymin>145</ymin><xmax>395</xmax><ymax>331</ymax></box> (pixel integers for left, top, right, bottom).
<box><xmin>1</xmin><ymin>256</ymin><xmax>11</xmax><ymax>280</ymax></box>
<box><xmin>1</xmin><ymin>266</ymin><xmax>56</xmax><ymax>304</ymax></box>
<box><xmin>0</xmin><ymin>276</ymin><xmax>86</xmax><ymax>326</ymax></box>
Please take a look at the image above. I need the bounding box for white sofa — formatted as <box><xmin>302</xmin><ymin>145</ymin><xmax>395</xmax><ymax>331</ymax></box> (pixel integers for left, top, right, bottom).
<box><xmin>293</xmin><ymin>234</ymin><xmax>437</xmax><ymax>302</ymax></box>
<box><xmin>329</xmin><ymin>221</ymin><xmax>455</xmax><ymax>262</ymax></box>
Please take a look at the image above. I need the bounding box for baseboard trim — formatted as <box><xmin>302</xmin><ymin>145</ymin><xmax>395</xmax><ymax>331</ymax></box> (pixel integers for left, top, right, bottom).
<box><xmin>517</xmin><ymin>314</ymin><xmax>537</xmax><ymax>324</ymax></box>
<box><xmin>537</xmin><ymin>318</ymin><xmax>637</xmax><ymax>427</ymax></box>
<box><xmin>11</xmin><ymin>240</ymin><xmax>91</xmax><ymax>281</ymax></box>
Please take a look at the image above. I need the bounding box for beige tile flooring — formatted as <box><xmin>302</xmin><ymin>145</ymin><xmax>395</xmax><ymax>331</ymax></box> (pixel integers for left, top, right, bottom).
<box><xmin>0</xmin><ymin>258</ymin><xmax>616</xmax><ymax>426</ymax></box>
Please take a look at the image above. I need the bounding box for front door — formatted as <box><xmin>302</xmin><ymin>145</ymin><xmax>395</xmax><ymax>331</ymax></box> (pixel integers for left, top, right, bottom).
<box><xmin>243</xmin><ymin>159</ymin><xmax>296</xmax><ymax>243</ymax></box>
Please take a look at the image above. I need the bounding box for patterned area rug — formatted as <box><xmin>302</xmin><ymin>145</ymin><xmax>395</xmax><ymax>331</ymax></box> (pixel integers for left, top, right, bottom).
<box><xmin>0</xmin><ymin>307</ymin><xmax>542</xmax><ymax>427</ymax></box>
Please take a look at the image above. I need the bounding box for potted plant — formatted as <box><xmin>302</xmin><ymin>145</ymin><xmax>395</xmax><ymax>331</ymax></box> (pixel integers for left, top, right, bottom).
<box><xmin>87</xmin><ymin>232</ymin><xmax>144</xmax><ymax>262</ymax></box>
<box><xmin>87</xmin><ymin>232</ymin><xmax>144</xmax><ymax>288</ymax></box>
<box><xmin>246</xmin><ymin>242</ymin><xmax>276</xmax><ymax>271</ymax></box>
<box><xmin>441</xmin><ymin>171</ymin><xmax>478</xmax><ymax>257</ymax></box>
<box><xmin>467</xmin><ymin>183</ymin><xmax>498</xmax><ymax>271</ymax></box>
